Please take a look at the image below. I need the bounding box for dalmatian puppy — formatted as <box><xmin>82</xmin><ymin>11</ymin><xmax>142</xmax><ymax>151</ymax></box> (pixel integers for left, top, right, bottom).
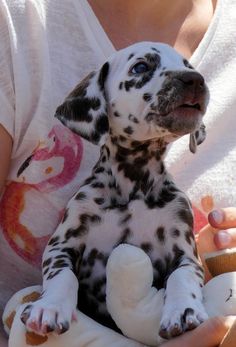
<box><xmin>21</xmin><ymin>42</ymin><xmax>208</xmax><ymax>340</ymax></box>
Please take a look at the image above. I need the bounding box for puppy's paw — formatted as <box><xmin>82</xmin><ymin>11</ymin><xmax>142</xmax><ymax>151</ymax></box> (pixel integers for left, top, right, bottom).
<box><xmin>20</xmin><ymin>297</ymin><xmax>76</xmax><ymax>336</ymax></box>
<box><xmin>159</xmin><ymin>301</ymin><xmax>208</xmax><ymax>339</ymax></box>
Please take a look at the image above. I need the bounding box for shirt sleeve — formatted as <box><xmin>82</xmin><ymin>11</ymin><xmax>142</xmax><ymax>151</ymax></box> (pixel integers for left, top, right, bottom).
<box><xmin>0</xmin><ymin>0</ymin><xmax>15</xmax><ymax>138</ymax></box>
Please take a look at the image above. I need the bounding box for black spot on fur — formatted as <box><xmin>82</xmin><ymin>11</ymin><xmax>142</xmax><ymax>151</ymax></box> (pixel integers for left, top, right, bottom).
<box><xmin>80</xmin><ymin>213</ymin><xmax>102</xmax><ymax>224</ymax></box>
<box><xmin>95</xmin><ymin>114</ymin><xmax>109</xmax><ymax>136</ymax></box>
<box><xmin>92</xmin><ymin>276</ymin><xmax>106</xmax><ymax>296</ymax></box>
<box><xmin>94</xmin><ymin>167</ymin><xmax>105</xmax><ymax>174</ymax></box>
<box><xmin>87</xmin><ymin>248</ymin><xmax>99</xmax><ymax>266</ymax></box>
<box><xmin>124</xmin><ymin>79</ymin><xmax>136</xmax><ymax>91</ymax></box>
<box><xmin>116</xmin><ymin>227</ymin><xmax>132</xmax><ymax>245</ymax></box>
<box><xmin>47</xmin><ymin>269</ymin><xmax>62</xmax><ymax>280</ymax></box>
<box><xmin>145</xmin><ymin>187</ymin><xmax>176</xmax><ymax>209</ymax></box>
<box><xmin>171</xmin><ymin>229</ymin><xmax>180</xmax><ymax>238</ymax></box>
<box><xmin>114</xmin><ymin>111</ymin><xmax>121</xmax><ymax>117</ymax></box>
<box><xmin>61</xmin><ymin>245</ymin><xmax>85</xmax><ymax>274</ymax></box>
<box><xmin>43</xmin><ymin>267</ymin><xmax>49</xmax><ymax>276</ymax></box>
<box><xmin>145</xmin><ymin>53</ymin><xmax>160</xmax><ymax>66</ymax></box>
<box><xmin>195</xmin><ymin>270</ymin><xmax>204</xmax><ymax>279</ymax></box>
<box><xmin>128</xmin><ymin>53</ymin><xmax>134</xmax><ymax>61</ymax></box>
<box><xmin>42</xmin><ymin>258</ymin><xmax>52</xmax><ymax>268</ymax></box>
<box><xmin>48</xmin><ymin>247</ymin><xmax>60</xmax><ymax>252</ymax></box>
<box><xmin>185</xmin><ymin>229</ymin><xmax>194</xmax><ymax>245</ymax></box>
<box><xmin>183</xmin><ymin>59</ymin><xmax>194</xmax><ymax>70</ymax></box>
<box><xmin>178</xmin><ymin>208</ymin><xmax>193</xmax><ymax>228</ymax></box>
<box><xmin>65</xmin><ymin>214</ymin><xmax>101</xmax><ymax>241</ymax></box>
<box><xmin>52</xmin><ymin>259</ymin><xmax>68</xmax><ymax>269</ymax></box>
<box><xmin>119</xmin><ymin>135</ymin><xmax>127</xmax><ymax>142</ymax></box>
<box><xmin>75</xmin><ymin>192</ymin><xmax>87</xmax><ymax>201</ymax></box>
<box><xmin>65</xmin><ymin>226</ymin><xmax>87</xmax><ymax>240</ymax></box>
<box><xmin>159</xmin><ymin>186</ymin><xmax>176</xmax><ymax>204</ymax></box>
<box><xmin>98</xmin><ymin>62</ymin><xmax>109</xmax><ymax>89</ymax></box>
<box><xmin>151</xmin><ymin>47</ymin><xmax>160</xmax><ymax>53</ymax></box>
<box><xmin>83</xmin><ymin>176</ymin><xmax>96</xmax><ymax>185</ymax></box>
<box><xmin>58</xmin><ymin>97</ymin><xmax>101</xmax><ymax>123</ymax></box>
<box><xmin>48</xmin><ymin>236</ymin><xmax>60</xmax><ymax>246</ymax></box>
<box><xmin>119</xmin><ymin>213</ymin><xmax>132</xmax><ymax>225</ymax></box>
<box><xmin>171</xmin><ymin>244</ymin><xmax>185</xmax><ymax>270</ymax></box>
<box><xmin>140</xmin><ymin>242</ymin><xmax>153</xmax><ymax>253</ymax></box>
<box><xmin>94</xmin><ymin>197</ymin><xmax>105</xmax><ymax>205</ymax></box>
<box><xmin>153</xmin><ymin>259</ymin><xmax>167</xmax><ymax>289</ymax></box>
<box><xmin>156</xmin><ymin>226</ymin><xmax>166</xmax><ymax>243</ymax></box>
<box><xmin>172</xmin><ymin>244</ymin><xmax>184</xmax><ymax>259</ymax></box>
<box><xmin>143</xmin><ymin>93</ymin><xmax>152</xmax><ymax>102</ymax></box>
<box><xmin>134</xmin><ymin>156</ymin><xmax>149</xmax><ymax>167</ymax></box>
<box><xmin>128</xmin><ymin>114</ymin><xmax>139</xmax><ymax>123</ymax></box>
<box><xmin>91</xmin><ymin>182</ymin><xmax>105</xmax><ymax>189</ymax></box>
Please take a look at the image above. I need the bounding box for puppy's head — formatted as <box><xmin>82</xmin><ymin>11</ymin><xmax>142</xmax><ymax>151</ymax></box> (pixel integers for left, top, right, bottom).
<box><xmin>55</xmin><ymin>42</ymin><xmax>208</xmax><ymax>153</ymax></box>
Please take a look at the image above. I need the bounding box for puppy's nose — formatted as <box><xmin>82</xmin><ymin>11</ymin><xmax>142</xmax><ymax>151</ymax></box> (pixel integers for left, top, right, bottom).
<box><xmin>178</xmin><ymin>71</ymin><xmax>205</xmax><ymax>90</ymax></box>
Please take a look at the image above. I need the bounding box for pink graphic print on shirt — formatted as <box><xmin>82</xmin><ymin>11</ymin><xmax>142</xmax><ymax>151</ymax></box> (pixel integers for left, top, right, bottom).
<box><xmin>0</xmin><ymin>124</ymin><xmax>83</xmax><ymax>267</ymax></box>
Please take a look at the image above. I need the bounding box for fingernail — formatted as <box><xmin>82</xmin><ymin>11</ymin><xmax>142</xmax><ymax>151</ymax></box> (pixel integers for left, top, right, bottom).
<box><xmin>217</xmin><ymin>231</ymin><xmax>232</xmax><ymax>247</ymax></box>
<box><xmin>210</xmin><ymin>209</ymin><xmax>224</xmax><ymax>224</ymax></box>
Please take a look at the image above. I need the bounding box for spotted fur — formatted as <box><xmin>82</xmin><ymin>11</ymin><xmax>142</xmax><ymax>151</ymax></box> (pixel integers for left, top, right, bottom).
<box><xmin>21</xmin><ymin>42</ymin><xmax>208</xmax><ymax>339</ymax></box>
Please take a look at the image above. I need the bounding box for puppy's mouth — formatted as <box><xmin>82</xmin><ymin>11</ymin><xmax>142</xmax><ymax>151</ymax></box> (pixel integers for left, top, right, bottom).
<box><xmin>165</xmin><ymin>100</ymin><xmax>204</xmax><ymax>117</ymax></box>
<box><xmin>179</xmin><ymin>103</ymin><xmax>201</xmax><ymax>111</ymax></box>
<box><xmin>167</xmin><ymin>102</ymin><xmax>203</xmax><ymax>119</ymax></box>
<box><xmin>151</xmin><ymin>99</ymin><xmax>205</xmax><ymax>136</ymax></box>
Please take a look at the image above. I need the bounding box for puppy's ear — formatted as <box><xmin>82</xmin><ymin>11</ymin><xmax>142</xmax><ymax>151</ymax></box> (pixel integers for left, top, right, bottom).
<box><xmin>189</xmin><ymin>122</ymin><xmax>206</xmax><ymax>153</ymax></box>
<box><xmin>55</xmin><ymin>62</ymin><xmax>110</xmax><ymax>145</ymax></box>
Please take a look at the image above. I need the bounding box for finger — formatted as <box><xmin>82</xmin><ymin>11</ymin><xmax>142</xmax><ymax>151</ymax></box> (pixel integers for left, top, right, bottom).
<box><xmin>213</xmin><ymin>228</ymin><xmax>236</xmax><ymax>250</ymax></box>
<box><xmin>162</xmin><ymin>316</ymin><xmax>236</xmax><ymax>347</ymax></box>
<box><xmin>208</xmin><ymin>207</ymin><xmax>236</xmax><ymax>229</ymax></box>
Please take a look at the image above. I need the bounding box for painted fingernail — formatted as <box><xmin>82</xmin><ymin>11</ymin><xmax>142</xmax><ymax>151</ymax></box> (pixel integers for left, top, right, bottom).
<box><xmin>210</xmin><ymin>209</ymin><xmax>224</xmax><ymax>224</ymax></box>
<box><xmin>217</xmin><ymin>231</ymin><xmax>232</xmax><ymax>247</ymax></box>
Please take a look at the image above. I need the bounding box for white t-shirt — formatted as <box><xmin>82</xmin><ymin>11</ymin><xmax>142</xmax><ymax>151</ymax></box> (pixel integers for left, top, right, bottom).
<box><xmin>0</xmin><ymin>0</ymin><xmax>236</xmax><ymax>340</ymax></box>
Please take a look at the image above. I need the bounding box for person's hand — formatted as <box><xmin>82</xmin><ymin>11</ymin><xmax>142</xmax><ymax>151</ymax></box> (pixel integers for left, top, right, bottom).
<box><xmin>196</xmin><ymin>207</ymin><xmax>236</xmax><ymax>281</ymax></box>
<box><xmin>162</xmin><ymin>316</ymin><xmax>235</xmax><ymax>347</ymax></box>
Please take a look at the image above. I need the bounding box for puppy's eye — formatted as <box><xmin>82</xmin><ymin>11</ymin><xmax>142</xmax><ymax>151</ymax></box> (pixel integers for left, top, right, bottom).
<box><xmin>130</xmin><ymin>62</ymin><xmax>150</xmax><ymax>74</ymax></box>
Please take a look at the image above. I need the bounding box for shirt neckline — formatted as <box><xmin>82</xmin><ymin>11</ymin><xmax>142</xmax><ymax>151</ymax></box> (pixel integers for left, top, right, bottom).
<box><xmin>81</xmin><ymin>0</ymin><xmax>221</xmax><ymax>65</ymax></box>
<box><xmin>190</xmin><ymin>0</ymin><xmax>222</xmax><ymax>67</ymax></box>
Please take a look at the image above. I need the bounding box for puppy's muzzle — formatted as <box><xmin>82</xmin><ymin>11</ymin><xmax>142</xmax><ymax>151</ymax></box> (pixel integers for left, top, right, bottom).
<box><xmin>156</xmin><ymin>71</ymin><xmax>207</xmax><ymax>116</ymax></box>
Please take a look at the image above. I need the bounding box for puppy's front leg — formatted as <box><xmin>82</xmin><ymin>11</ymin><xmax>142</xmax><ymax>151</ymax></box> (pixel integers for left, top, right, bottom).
<box><xmin>159</xmin><ymin>257</ymin><xmax>208</xmax><ymax>339</ymax></box>
<box><xmin>20</xmin><ymin>194</ymin><xmax>93</xmax><ymax>336</ymax></box>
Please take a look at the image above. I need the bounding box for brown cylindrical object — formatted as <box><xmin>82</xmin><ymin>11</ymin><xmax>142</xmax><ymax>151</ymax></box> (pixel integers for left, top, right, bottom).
<box><xmin>204</xmin><ymin>249</ymin><xmax>236</xmax><ymax>277</ymax></box>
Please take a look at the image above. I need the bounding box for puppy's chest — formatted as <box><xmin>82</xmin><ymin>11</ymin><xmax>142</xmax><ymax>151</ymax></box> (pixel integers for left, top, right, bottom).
<box><xmin>82</xmin><ymin>198</ymin><xmax>184</xmax><ymax>273</ymax></box>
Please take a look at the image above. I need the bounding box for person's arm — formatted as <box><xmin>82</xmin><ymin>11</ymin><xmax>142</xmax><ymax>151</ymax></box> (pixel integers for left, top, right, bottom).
<box><xmin>0</xmin><ymin>124</ymin><xmax>13</xmax><ymax>195</ymax></box>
